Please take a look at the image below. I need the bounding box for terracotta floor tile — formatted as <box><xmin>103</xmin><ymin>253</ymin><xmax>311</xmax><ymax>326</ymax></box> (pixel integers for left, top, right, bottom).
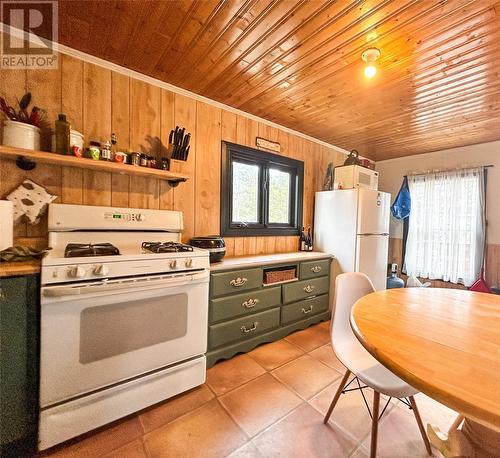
<box><xmin>144</xmin><ymin>399</ymin><xmax>246</xmax><ymax>458</ymax></box>
<box><xmin>309</xmin><ymin>378</ymin><xmax>395</xmax><ymax>443</ymax></box>
<box><xmin>271</xmin><ymin>354</ymin><xmax>341</xmax><ymax>400</ymax></box>
<box><xmin>284</xmin><ymin>325</ymin><xmax>331</xmax><ymax>352</ymax></box>
<box><xmin>360</xmin><ymin>402</ymin><xmax>431</xmax><ymax>457</ymax></box>
<box><xmin>219</xmin><ymin>373</ymin><xmax>302</xmax><ymax>437</ymax></box>
<box><xmin>139</xmin><ymin>384</ymin><xmax>214</xmax><ymax>433</ymax></box>
<box><xmin>253</xmin><ymin>403</ymin><xmax>358</xmax><ymax>458</ymax></box>
<box><xmin>410</xmin><ymin>393</ymin><xmax>460</xmax><ymax>433</ymax></box>
<box><xmin>318</xmin><ymin>319</ymin><xmax>331</xmax><ymax>331</ymax></box>
<box><xmin>101</xmin><ymin>439</ymin><xmax>147</xmax><ymax>458</ymax></box>
<box><xmin>227</xmin><ymin>441</ymin><xmax>263</xmax><ymax>458</ymax></box>
<box><xmin>309</xmin><ymin>344</ymin><xmax>346</xmax><ymax>374</ymax></box>
<box><xmin>207</xmin><ymin>354</ymin><xmax>266</xmax><ymax>395</ymax></box>
<box><xmin>349</xmin><ymin>445</ymin><xmax>369</xmax><ymax>457</ymax></box>
<box><xmin>247</xmin><ymin>339</ymin><xmax>304</xmax><ymax>371</ymax></box>
<box><xmin>43</xmin><ymin>416</ymin><xmax>143</xmax><ymax>458</ymax></box>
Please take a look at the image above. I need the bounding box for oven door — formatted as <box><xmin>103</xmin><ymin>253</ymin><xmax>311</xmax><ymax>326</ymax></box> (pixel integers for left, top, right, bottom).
<box><xmin>40</xmin><ymin>270</ymin><xmax>209</xmax><ymax>408</ymax></box>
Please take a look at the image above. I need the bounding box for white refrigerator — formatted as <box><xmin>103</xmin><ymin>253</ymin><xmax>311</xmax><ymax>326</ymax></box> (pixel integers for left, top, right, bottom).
<box><xmin>314</xmin><ymin>188</ymin><xmax>390</xmax><ymax>291</ymax></box>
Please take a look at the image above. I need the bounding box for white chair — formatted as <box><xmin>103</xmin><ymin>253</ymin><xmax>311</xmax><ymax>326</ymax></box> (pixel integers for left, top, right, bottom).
<box><xmin>323</xmin><ymin>272</ymin><xmax>432</xmax><ymax>458</ymax></box>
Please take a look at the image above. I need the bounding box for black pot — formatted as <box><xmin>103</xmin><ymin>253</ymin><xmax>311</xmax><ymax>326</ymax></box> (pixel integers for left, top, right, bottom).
<box><xmin>189</xmin><ymin>236</ymin><xmax>226</xmax><ymax>263</ymax></box>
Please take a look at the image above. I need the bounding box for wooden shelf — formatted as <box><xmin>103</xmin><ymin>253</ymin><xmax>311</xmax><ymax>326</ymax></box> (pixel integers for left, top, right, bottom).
<box><xmin>0</xmin><ymin>145</ymin><xmax>189</xmax><ymax>185</ymax></box>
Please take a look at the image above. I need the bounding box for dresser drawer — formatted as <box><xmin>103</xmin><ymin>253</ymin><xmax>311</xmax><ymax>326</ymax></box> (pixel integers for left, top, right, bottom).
<box><xmin>210</xmin><ymin>268</ymin><xmax>262</xmax><ymax>297</ymax></box>
<box><xmin>299</xmin><ymin>259</ymin><xmax>330</xmax><ymax>280</ymax></box>
<box><xmin>281</xmin><ymin>294</ymin><xmax>329</xmax><ymax>325</ymax></box>
<box><xmin>208</xmin><ymin>307</ymin><xmax>280</xmax><ymax>348</ymax></box>
<box><xmin>282</xmin><ymin>276</ymin><xmax>330</xmax><ymax>304</ymax></box>
<box><xmin>210</xmin><ymin>286</ymin><xmax>281</xmax><ymax>323</ymax></box>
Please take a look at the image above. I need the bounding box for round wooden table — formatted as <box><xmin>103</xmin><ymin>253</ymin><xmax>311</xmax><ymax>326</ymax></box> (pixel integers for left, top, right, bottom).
<box><xmin>350</xmin><ymin>288</ymin><xmax>500</xmax><ymax>457</ymax></box>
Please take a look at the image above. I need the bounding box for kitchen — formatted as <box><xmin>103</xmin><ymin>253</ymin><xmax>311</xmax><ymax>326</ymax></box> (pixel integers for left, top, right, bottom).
<box><xmin>1</xmin><ymin>1</ymin><xmax>499</xmax><ymax>457</ymax></box>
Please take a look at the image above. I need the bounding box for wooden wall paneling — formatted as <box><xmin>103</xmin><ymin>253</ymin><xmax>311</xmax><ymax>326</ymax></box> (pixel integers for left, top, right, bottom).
<box><xmin>220</xmin><ymin>111</ymin><xmax>237</xmax><ymax>256</ymax></box>
<box><xmin>82</xmin><ymin>62</ymin><xmax>112</xmax><ymax>207</ymax></box>
<box><xmin>129</xmin><ymin>79</ymin><xmax>161</xmax><ymax>209</ymax></box>
<box><xmin>159</xmin><ymin>89</ymin><xmax>175</xmax><ymax>211</ymax></box>
<box><xmin>194</xmin><ymin>101</ymin><xmax>221</xmax><ymax>236</ymax></box>
<box><xmin>61</xmin><ymin>54</ymin><xmax>84</xmax><ymax>132</ymax></box>
<box><xmin>110</xmin><ymin>72</ymin><xmax>131</xmax><ymax>208</ymax></box>
<box><xmin>172</xmin><ymin>93</ymin><xmax>197</xmax><ymax>242</ymax></box>
<box><xmin>0</xmin><ymin>61</ymin><xmax>27</xmax><ymax>239</ymax></box>
<box><xmin>60</xmin><ymin>54</ymin><xmax>85</xmax><ymax>205</ymax></box>
<box><xmin>25</xmin><ymin>66</ymin><xmax>62</xmax><ymax>237</ymax></box>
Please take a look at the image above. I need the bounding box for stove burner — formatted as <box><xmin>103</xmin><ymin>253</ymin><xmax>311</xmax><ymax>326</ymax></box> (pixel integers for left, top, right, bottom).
<box><xmin>142</xmin><ymin>242</ymin><xmax>194</xmax><ymax>253</ymax></box>
<box><xmin>65</xmin><ymin>243</ymin><xmax>120</xmax><ymax>258</ymax></box>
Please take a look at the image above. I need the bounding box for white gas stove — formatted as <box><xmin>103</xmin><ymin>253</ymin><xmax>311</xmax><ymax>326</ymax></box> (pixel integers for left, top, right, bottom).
<box><xmin>39</xmin><ymin>204</ymin><xmax>210</xmax><ymax>450</ymax></box>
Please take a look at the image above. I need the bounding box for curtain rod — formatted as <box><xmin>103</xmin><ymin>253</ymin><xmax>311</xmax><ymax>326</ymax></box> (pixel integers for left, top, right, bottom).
<box><xmin>404</xmin><ymin>164</ymin><xmax>494</xmax><ymax>178</ymax></box>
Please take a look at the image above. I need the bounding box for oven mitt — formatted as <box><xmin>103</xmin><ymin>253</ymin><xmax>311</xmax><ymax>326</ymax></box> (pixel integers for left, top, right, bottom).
<box><xmin>0</xmin><ymin>245</ymin><xmax>50</xmax><ymax>262</ymax></box>
<box><xmin>6</xmin><ymin>179</ymin><xmax>57</xmax><ymax>224</ymax></box>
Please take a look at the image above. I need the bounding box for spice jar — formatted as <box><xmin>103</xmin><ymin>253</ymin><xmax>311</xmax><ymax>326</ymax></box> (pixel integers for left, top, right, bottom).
<box><xmin>160</xmin><ymin>157</ymin><xmax>169</xmax><ymax>170</ymax></box>
<box><xmin>130</xmin><ymin>152</ymin><xmax>140</xmax><ymax>166</ymax></box>
<box><xmin>88</xmin><ymin>141</ymin><xmax>101</xmax><ymax>160</ymax></box>
<box><xmin>113</xmin><ymin>152</ymin><xmax>127</xmax><ymax>163</ymax></box>
<box><xmin>149</xmin><ymin>157</ymin><xmax>157</xmax><ymax>168</ymax></box>
<box><xmin>139</xmin><ymin>153</ymin><xmax>148</xmax><ymax>167</ymax></box>
<box><xmin>101</xmin><ymin>141</ymin><xmax>112</xmax><ymax>161</ymax></box>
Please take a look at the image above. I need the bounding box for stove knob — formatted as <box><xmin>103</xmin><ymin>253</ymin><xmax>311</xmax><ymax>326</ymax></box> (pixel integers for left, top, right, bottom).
<box><xmin>185</xmin><ymin>259</ymin><xmax>193</xmax><ymax>268</ymax></box>
<box><xmin>94</xmin><ymin>264</ymin><xmax>110</xmax><ymax>276</ymax></box>
<box><xmin>69</xmin><ymin>266</ymin><xmax>86</xmax><ymax>278</ymax></box>
<box><xmin>137</xmin><ymin>213</ymin><xmax>145</xmax><ymax>222</ymax></box>
<box><xmin>170</xmin><ymin>260</ymin><xmax>177</xmax><ymax>269</ymax></box>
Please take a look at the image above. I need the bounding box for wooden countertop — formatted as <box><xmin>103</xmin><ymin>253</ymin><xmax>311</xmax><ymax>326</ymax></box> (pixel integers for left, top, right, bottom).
<box><xmin>351</xmin><ymin>288</ymin><xmax>500</xmax><ymax>431</ymax></box>
<box><xmin>0</xmin><ymin>260</ymin><xmax>41</xmax><ymax>277</ymax></box>
<box><xmin>210</xmin><ymin>251</ymin><xmax>332</xmax><ymax>271</ymax></box>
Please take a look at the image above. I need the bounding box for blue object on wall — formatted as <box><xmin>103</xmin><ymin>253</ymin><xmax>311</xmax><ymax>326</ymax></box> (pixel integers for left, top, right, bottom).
<box><xmin>391</xmin><ymin>176</ymin><xmax>411</xmax><ymax>219</ymax></box>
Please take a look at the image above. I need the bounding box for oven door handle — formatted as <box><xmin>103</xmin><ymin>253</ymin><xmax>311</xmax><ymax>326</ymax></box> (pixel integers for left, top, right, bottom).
<box><xmin>43</xmin><ymin>271</ymin><xmax>209</xmax><ymax>298</ymax></box>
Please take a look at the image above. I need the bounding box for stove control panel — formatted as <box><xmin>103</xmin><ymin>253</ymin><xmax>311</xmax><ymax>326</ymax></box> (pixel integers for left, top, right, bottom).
<box><xmin>103</xmin><ymin>211</ymin><xmax>145</xmax><ymax>222</ymax></box>
<box><xmin>42</xmin><ymin>254</ymin><xmax>210</xmax><ymax>285</ymax></box>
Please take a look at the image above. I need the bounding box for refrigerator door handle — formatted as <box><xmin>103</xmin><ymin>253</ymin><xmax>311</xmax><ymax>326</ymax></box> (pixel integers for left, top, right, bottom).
<box><xmin>358</xmin><ymin>232</ymin><xmax>390</xmax><ymax>236</ymax></box>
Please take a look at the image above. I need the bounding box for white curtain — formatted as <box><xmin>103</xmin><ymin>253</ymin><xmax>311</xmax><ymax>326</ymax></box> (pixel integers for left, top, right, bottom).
<box><xmin>404</xmin><ymin>167</ymin><xmax>485</xmax><ymax>286</ymax></box>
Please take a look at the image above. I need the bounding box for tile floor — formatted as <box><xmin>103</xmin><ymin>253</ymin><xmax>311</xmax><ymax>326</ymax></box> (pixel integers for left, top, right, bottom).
<box><xmin>42</xmin><ymin>321</ymin><xmax>458</xmax><ymax>457</ymax></box>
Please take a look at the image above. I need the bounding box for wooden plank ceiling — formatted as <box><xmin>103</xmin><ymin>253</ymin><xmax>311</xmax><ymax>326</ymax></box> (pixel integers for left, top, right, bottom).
<box><xmin>54</xmin><ymin>0</ymin><xmax>500</xmax><ymax>160</ymax></box>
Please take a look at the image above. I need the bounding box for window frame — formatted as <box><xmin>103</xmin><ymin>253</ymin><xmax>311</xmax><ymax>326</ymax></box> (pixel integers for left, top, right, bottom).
<box><xmin>221</xmin><ymin>141</ymin><xmax>304</xmax><ymax>237</ymax></box>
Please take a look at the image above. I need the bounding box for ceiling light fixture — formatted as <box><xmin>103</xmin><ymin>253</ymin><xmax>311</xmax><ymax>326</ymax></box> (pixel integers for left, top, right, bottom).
<box><xmin>361</xmin><ymin>47</ymin><xmax>381</xmax><ymax>79</ymax></box>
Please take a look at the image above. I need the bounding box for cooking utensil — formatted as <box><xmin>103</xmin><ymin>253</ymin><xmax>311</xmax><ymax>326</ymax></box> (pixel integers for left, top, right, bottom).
<box><xmin>0</xmin><ymin>97</ymin><xmax>18</xmax><ymax>120</ymax></box>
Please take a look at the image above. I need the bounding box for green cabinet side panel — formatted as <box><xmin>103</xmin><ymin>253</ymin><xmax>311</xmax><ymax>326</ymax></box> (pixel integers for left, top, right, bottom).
<box><xmin>0</xmin><ymin>274</ymin><xmax>39</xmax><ymax>457</ymax></box>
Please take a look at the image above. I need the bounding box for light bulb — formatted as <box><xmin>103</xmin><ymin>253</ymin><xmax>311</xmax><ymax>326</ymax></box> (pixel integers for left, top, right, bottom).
<box><xmin>364</xmin><ymin>65</ymin><xmax>377</xmax><ymax>78</ymax></box>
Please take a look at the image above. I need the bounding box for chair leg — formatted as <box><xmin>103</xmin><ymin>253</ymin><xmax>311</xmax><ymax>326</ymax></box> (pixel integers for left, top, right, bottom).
<box><xmin>370</xmin><ymin>391</ymin><xmax>380</xmax><ymax>458</ymax></box>
<box><xmin>323</xmin><ymin>369</ymin><xmax>351</xmax><ymax>424</ymax></box>
<box><xmin>409</xmin><ymin>395</ymin><xmax>433</xmax><ymax>456</ymax></box>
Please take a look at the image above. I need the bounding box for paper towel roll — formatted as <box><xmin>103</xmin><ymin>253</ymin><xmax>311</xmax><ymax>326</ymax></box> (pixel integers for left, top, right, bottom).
<box><xmin>0</xmin><ymin>200</ymin><xmax>14</xmax><ymax>250</ymax></box>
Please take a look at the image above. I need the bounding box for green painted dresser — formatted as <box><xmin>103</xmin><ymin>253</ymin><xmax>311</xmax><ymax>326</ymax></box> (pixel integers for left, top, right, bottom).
<box><xmin>207</xmin><ymin>253</ymin><xmax>332</xmax><ymax>367</ymax></box>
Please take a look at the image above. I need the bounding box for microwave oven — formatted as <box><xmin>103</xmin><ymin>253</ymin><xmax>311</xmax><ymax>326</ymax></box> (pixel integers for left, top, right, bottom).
<box><xmin>334</xmin><ymin>165</ymin><xmax>379</xmax><ymax>190</ymax></box>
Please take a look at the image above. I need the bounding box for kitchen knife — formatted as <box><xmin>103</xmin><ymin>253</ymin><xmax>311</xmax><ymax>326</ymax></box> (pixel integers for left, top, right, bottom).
<box><xmin>181</xmin><ymin>133</ymin><xmax>190</xmax><ymax>160</ymax></box>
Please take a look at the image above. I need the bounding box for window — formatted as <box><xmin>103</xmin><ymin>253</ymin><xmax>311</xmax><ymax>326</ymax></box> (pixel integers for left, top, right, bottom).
<box><xmin>221</xmin><ymin>141</ymin><xmax>304</xmax><ymax>236</ymax></box>
<box><xmin>404</xmin><ymin>167</ymin><xmax>485</xmax><ymax>286</ymax></box>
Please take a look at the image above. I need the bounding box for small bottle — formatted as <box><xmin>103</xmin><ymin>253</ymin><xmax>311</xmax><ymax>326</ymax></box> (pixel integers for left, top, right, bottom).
<box><xmin>306</xmin><ymin>227</ymin><xmax>313</xmax><ymax>251</ymax></box>
<box><xmin>299</xmin><ymin>226</ymin><xmax>306</xmax><ymax>251</ymax></box>
<box><xmin>55</xmin><ymin>113</ymin><xmax>70</xmax><ymax>154</ymax></box>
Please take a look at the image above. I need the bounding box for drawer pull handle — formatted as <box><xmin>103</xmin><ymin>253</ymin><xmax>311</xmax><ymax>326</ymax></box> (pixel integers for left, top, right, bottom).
<box><xmin>242</xmin><ymin>298</ymin><xmax>259</xmax><ymax>309</ymax></box>
<box><xmin>241</xmin><ymin>322</ymin><xmax>258</xmax><ymax>333</ymax></box>
<box><xmin>310</xmin><ymin>266</ymin><xmax>322</xmax><ymax>273</ymax></box>
<box><xmin>303</xmin><ymin>285</ymin><xmax>315</xmax><ymax>293</ymax></box>
<box><xmin>230</xmin><ymin>277</ymin><xmax>247</xmax><ymax>287</ymax></box>
<box><xmin>302</xmin><ymin>305</ymin><xmax>314</xmax><ymax>314</ymax></box>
